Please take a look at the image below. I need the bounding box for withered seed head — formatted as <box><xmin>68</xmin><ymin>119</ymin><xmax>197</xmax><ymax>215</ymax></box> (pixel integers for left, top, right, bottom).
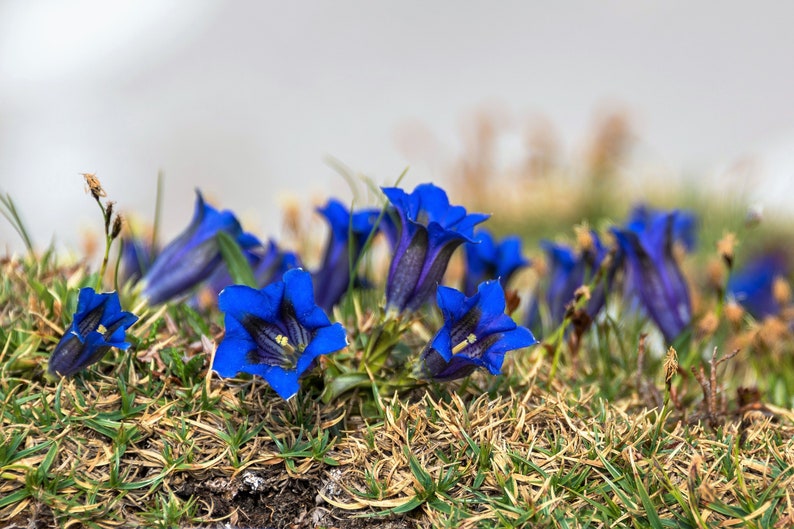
<box><xmin>105</xmin><ymin>201</ymin><xmax>115</xmax><ymax>232</ymax></box>
<box><xmin>705</xmin><ymin>259</ymin><xmax>725</xmax><ymax>290</ymax></box>
<box><xmin>724</xmin><ymin>300</ymin><xmax>745</xmax><ymax>326</ymax></box>
<box><xmin>664</xmin><ymin>346</ymin><xmax>678</xmax><ymax>383</ymax></box>
<box><xmin>111</xmin><ymin>214</ymin><xmax>123</xmax><ymax>240</ymax></box>
<box><xmin>773</xmin><ymin>276</ymin><xmax>791</xmax><ymax>306</ymax></box>
<box><xmin>716</xmin><ymin>232</ymin><xmax>737</xmax><ymax>270</ymax></box>
<box><xmin>574</xmin><ymin>285</ymin><xmax>591</xmax><ymax>303</ymax></box>
<box><xmin>280</xmin><ymin>196</ymin><xmax>302</xmax><ymax>238</ymax></box>
<box><xmin>574</xmin><ymin>223</ymin><xmax>593</xmax><ymax>252</ymax></box>
<box><xmin>533</xmin><ymin>256</ymin><xmax>548</xmax><ymax>278</ymax></box>
<box><xmin>697</xmin><ymin>312</ymin><xmax>719</xmax><ymax>338</ymax></box>
<box><xmin>698</xmin><ymin>481</ymin><xmax>716</xmax><ymax>504</ymax></box>
<box><xmin>82</xmin><ymin>173</ymin><xmax>106</xmax><ymax>199</ymax></box>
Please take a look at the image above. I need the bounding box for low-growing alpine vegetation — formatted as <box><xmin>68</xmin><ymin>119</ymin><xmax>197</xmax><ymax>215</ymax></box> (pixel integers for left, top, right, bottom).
<box><xmin>1</xmin><ymin>165</ymin><xmax>792</xmax><ymax>529</ymax></box>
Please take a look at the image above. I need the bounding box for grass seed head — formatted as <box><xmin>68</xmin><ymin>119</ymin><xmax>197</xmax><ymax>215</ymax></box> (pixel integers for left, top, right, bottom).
<box><xmin>724</xmin><ymin>300</ymin><xmax>745</xmax><ymax>326</ymax></box>
<box><xmin>717</xmin><ymin>232</ymin><xmax>737</xmax><ymax>269</ymax></box>
<box><xmin>664</xmin><ymin>346</ymin><xmax>678</xmax><ymax>383</ymax></box>
<box><xmin>773</xmin><ymin>276</ymin><xmax>791</xmax><ymax>306</ymax></box>
<box><xmin>82</xmin><ymin>172</ymin><xmax>106</xmax><ymax>199</ymax></box>
<box><xmin>111</xmin><ymin>214</ymin><xmax>123</xmax><ymax>240</ymax></box>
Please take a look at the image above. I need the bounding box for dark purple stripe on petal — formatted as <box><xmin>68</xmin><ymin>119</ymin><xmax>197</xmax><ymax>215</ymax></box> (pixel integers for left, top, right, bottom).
<box><xmin>75</xmin><ymin>303</ymin><xmax>105</xmax><ymax>338</ymax></box>
<box><xmin>449</xmin><ymin>307</ymin><xmax>482</xmax><ymax>345</ymax></box>
<box><xmin>405</xmin><ymin>240</ymin><xmax>462</xmax><ymax>312</ymax></box>
<box><xmin>455</xmin><ymin>334</ymin><xmax>498</xmax><ymax>361</ymax></box>
<box><xmin>386</xmin><ymin>227</ymin><xmax>428</xmax><ymax>312</ymax></box>
<box><xmin>241</xmin><ymin>315</ymin><xmax>287</xmax><ymax>366</ymax></box>
<box><xmin>281</xmin><ymin>300</ymin><xmax>311</xmax><ymax>349</ymax></box>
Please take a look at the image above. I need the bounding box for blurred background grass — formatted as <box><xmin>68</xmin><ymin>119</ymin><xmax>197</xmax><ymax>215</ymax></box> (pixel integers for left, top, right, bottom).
<box><xmin>2</xmin><ymin>1</ymin><xmax>794</xmax><ymax>254</ymax></box>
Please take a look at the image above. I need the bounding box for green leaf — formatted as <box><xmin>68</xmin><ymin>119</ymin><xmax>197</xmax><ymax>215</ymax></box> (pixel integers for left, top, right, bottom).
<box><xmin>35</xmin><ymin>441</ymin><xmax>59</xmax><ymax>483</ymax></box>
<box><xmin>0</xmin><ymin>488</ymin><xmax>30</xmax><ymax>508</ymax></box>
<box><xmin>634</xmin><ymin>471</ymin><xmax>664</xmax><ymax>529</ymax></box>
<box><xmin>321</xmin><ymin>372</ymin><xmax>372</xmax><ymax>403</ymax></box>
<box><xmin>216</xmin><ymin>231</ymin><xmax>257</xmax><ymax>288</ymax></box>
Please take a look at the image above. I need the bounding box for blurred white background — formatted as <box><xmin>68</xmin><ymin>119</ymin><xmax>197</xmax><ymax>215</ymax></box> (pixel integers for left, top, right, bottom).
<box><xmin>1</xmin><ymin>0</ymin><xmax>793</xmax><ymax>252</ymax></box>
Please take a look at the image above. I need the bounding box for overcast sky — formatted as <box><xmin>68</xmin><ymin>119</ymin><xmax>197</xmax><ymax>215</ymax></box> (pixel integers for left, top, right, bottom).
<box><xmin>1</xmin><ymin>1</ymin><xmax>793</xmax><ymax>252</ymax></box>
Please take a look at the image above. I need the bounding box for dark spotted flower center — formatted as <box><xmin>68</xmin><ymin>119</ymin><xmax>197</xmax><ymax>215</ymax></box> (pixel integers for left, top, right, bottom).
<box><xmin>241</xmin><ymin>314</ymin><xmax>308</xmax><ymax>370</ymax></box>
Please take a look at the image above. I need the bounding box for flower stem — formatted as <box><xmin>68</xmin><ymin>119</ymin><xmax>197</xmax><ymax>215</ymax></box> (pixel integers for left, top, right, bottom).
<box><xmin>113</xmin><ymin>239</ymin><xmax>124</xmax><ymax>292</ymax></box>
<box><xmin>546</xmin><ymin>255</ymin><xmax>612</xmax><ymax>384</ymax></box>
<box><xmin>95</xmin><ymin>198</ymin><xmax>112</xmax><ymax>291</ymax></box>
<box><xmin>359</xmin><ymin>312</ymin><xmax>407</xmax><ymax>375</ymax></box>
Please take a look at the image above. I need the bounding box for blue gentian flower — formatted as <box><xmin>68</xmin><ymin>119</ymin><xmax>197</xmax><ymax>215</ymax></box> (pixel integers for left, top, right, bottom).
<box><xmin>203</xmin><ymin>239</ymin><xmax>300</xmax><ymax>303</ymax></box>
<box><xmin>728</xmin><ymin>252</ymin><xmax>789</xmax><ymax>319</ymax></box>
<box><xmin>48</xmin><ymin>288</ymin><xmax>138</xmax><ymax>377</ymax></box>
<box><xmin>212</xmin><ymin>268</ymin><xmax>348</xmax><ymax>399</ymax></box>
<box><xmin>463</xmin><ymin>229</ymin><xmax>529</xmax><ymax>296</ymax></box>
<box><xmin>141</xmin><ymin>191</ymin><xmax>259</xmax><ymax>304</ymax></box>
<box><xmin>382</xmin><ymin>183</ymin><xmax>489</xmax><ymax>314</ymax></box>
<box><xmin>524</xmin><ymin>232</ymin><xmax>611</xmax><ymax>332</ymax></box>
<box><xmin>120</xmin><ymin>235</ymin><xmax>157</xmax><ymax>285</ymax></box>
<box><xmin>312</xmin><ymin>199</ymin><xmax>380</xmax><ymax>312</ymax></box>
<box><xmin>627</xmin><ymin>204</ymin><xmax>698</xmax><ymax>252</ymax></box>
<box><xmin>418</xmin><ymin>280</ymin><xmax>536</xmax><ymax>381</ymax></box>
<box><xmin>612</xmin><ymin>211</ymin><xmax>692</xmax><ymax>342</ymax></box>
<box><xmin>252</xmin><ymin>239</ymin><xmax>300</xmax><ymax>287</ymax></box>
<box><xmin>378</xmin><ymin>207</ymin><xmax>400</xmax><ymax>250</ymax></box>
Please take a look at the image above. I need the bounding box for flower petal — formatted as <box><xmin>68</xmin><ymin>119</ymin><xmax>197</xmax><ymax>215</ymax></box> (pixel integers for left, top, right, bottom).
<box><xmin>219</xmin><ymin>284</ymin><xmax>279</xmax><ymax>325</ymax></box>
<box><xmin>297</xmin><ymin>323</ymin><xmax>347</xmax><ymax>375</ymax></box>
<box><xmin>284</xmin><ymin>269</ymin><xmax>332</xmax><ymax>331</ymax></box>
<box><xmin>48</xmin><ymin>289</ymin><xmax>137</xmax><ymax>377</ymax></box>
<box><xmin>481</xmin><ymin>326</ymin><xmax>537</xmax><ymax>374</ymax></box>
<box><xmin>263</xmin><ymin>366</ymin><xmax>301</xmax><ymax>400</ymax></box>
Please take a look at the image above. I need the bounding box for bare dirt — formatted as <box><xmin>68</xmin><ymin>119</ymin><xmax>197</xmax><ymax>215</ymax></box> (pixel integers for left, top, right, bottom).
<box><xmin>176</xmin><ymin>465</ymin><xmax>415</xmax><ymax>529</ymax></box>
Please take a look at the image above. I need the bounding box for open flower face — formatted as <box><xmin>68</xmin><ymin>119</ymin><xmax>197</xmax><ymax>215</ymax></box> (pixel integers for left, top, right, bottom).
<box><xmin>212</xmin><ymin>268</ymin><xmax>348</xmax><ymax>399</ymax></box>
<box><xmin>48</xmin><ymin>288</ymin><xmax>138</xmax><ymax>377</ymax></box>
<box><xmin>382</xmin><ymin>183</ymin><xmax>489</xmax><ymax>315</ymax></box>
<box><xmin>418</xmin><ymin>280</ymin><xmax>536</xmax><ymax>382</ymax></box>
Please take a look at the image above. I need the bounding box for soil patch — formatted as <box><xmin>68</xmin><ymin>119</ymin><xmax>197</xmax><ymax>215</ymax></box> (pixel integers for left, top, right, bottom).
<box><xmin>177</xmin><ymin>465</ymin><xmax>414</xmax><ymax>529</ymax></box>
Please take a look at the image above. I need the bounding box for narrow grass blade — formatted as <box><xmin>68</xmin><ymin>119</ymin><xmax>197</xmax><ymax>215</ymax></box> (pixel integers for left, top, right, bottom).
<box><xmin>216</xmin><ymin>231</ymin><xmax>257</xmax><ymax>287</ymax></box>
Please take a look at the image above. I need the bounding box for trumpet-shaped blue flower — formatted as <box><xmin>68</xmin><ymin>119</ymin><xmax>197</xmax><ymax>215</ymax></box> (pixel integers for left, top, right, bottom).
<box><xmin>312</xmin><ymin>199</ymin><xmax>380</xmax><ymax>311</ymax></box>
<box><xmin>252</xmin><ymin>239</ymin><xmax>300</xmax><ymax>287</ymax></box>
<box><xmin>728</xmin><ymin>251</ymin><xmax>789</xmax><ymax>319</ymax></box>
<box><xmin>418</xmin><ymin>281</ymin><xmax>537</xmax><ymax>381</ymax></box>
<box><xmin>120</xmin><ymin>235</ymin><xmax>157</xmax><ymax>285</ymax></box>
<box><xmin>378</xmin><ymin>207</ymin><xmax>400</xmax><ymax>250</ymax></box>
<box><xmin>382</xmin><ymin>183</ymin><xmax>489</xmax><ymax>314</ymax></box>
<box><xmin>141</xmin><ymin>191</ymin><xmax>259</xmax><ymax>304</ymax></box>
<box><xmin>212</xmin><ymin>268</ymin><xmax>347</xmax><ymax>399</ymax></box>
<box><xmin>612</xmin><ymin>210</ymin><xmax>692</xmax><ymax>342</ymax></box>
<box><xmin>525</xmin><ymin>232</ymin><xmax>611</xmax><ymax>332</ymax></box>
<box><xmin>48</xmin><ymin>288</ymin><xmax>138</xmax><ymax>377</ymax></box>
<box><xmin>463</xmin><ymin>229</ymin><xmax>529</xmax><ymax>296</ymax></box>
<box><xmin>627</xmin><ymin>204</ymin><xmax>698</xmax><ymax>252</ymax></box>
